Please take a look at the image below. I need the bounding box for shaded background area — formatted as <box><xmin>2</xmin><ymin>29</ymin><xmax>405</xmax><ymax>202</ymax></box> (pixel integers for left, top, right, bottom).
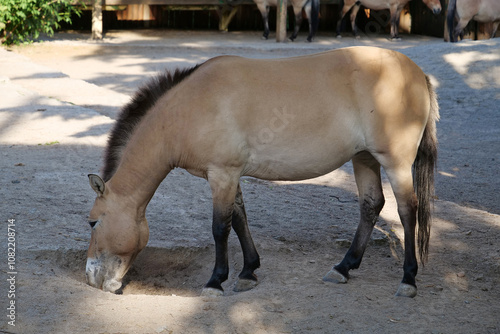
<box><xmin>62</xmin><ymin>0</ymin><xmax>499</xmax><ymax>40</ymax></box>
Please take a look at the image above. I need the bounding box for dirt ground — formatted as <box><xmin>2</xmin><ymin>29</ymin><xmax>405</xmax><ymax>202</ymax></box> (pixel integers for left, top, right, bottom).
<box><xmin>1</xmin><ymin>30</ymin><xmax>499</xmax><ymax>334</ymax></box>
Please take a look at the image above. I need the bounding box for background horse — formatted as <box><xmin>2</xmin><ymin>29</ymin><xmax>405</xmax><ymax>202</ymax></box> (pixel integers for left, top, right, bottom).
<box><xmin>447</xmin><ymin>0</ymin><xmax>500</xmax><ymax>42</ymax></box>
<box><xmin>85</xmin><ymin>47</ymin><xmax>439</xmax><ymax>298</ymax></box>
<box><xmin>336</xmin><ymin>0</ymin><xmax>442</xmax><ymax>39</ymax></box>
<box><xmin>253</xmin><ymin>0</ymin><xmax>319</xmax><ymax>41</ymax></box>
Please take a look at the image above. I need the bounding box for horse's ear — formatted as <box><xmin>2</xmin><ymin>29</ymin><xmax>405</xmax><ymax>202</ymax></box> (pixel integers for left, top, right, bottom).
<box><xmin>88</xmin><ymin>174</ymin><xmax>105</xmax><ymax>196</ymax></box>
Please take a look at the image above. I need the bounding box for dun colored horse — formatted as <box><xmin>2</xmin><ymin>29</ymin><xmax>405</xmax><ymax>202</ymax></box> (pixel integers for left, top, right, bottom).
<box><xmin>86</xmin><ymin>47</ymin><xmax>439</xmax><ymax>298</ymax></box>
<box><xmin>336</xmin><ymin>0</ymin><xmax>442</xmax><ymax>39</ymax></box>
<box><xmin>253</xmin><ymin>0</ymin><xmax>319</xmax><ymax>41</ymax></box>
<box><xmin>447</xmin><ymin>0</ymin><xmax>500</xmax><ymax>42</ymax></box>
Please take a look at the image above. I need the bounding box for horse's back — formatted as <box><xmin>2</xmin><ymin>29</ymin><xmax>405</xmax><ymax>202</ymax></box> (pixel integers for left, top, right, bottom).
<box><xmin>170</xmin><ymin>47</ymin><xmax>431</xmax><ymax>181</ymax></box>
<box><xmin>457</xmin><ymin>0</ymin><xmax>500</xmax><ymax>21</ymax></box>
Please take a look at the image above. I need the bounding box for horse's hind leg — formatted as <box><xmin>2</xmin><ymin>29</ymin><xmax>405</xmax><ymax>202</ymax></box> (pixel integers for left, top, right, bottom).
<box><xmin>336</xmin><ymin>2</ymin><xmax>355</xmax><ymax>37</ymax></box>
<box><xmin>381</xmin><ymin>160</ymin><xmax>419</xmax><ymax>297</ymax></box>
<box><xmin>453</xmin><ymin>18</ymin><xmax>470</xmax><ymax>42</ymax></box>
<box><xmin>289</xmin><ymin>5</ymin><xmax>303</xmax><ymax>41</ymax></box>
<box><xmin>349</xmin><ymin>5</ymin><xmax>361</xmax><ymax>37</ymax></box>
<box><xmin>232</xmin><ymin>183</ymin><xmax>261</xmax><ymax>292</ymax></box>
<box><xmin>324</xmin><ymin>153</ymin><xmax>385</xmax><ymax>284</ymax></box>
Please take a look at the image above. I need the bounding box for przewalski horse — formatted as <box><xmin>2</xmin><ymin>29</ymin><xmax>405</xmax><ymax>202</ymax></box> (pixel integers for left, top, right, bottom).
<box><xmin>336</xmin><ymin>0</ymin><xmax>442</xmax><ymax>40</ymax></box>
<box><xmin>447</xmin><ymin>0</ymin><xmax>500</xmax><ymax>42</ymax></box>
<box><xmin>253</xmin><ymin>0</ymin><xmax>320</xmax><ymax>41</ymax></box>
<box><xmin>85</xmin><ymin>47</ymin><xmax>439</xmax><ymax>298</ymax></box>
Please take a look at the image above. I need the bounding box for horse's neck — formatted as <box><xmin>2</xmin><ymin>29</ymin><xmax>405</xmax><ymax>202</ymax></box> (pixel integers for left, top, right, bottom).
<box><xmin>108</xmin><ymin>112</ymin><xmax>174</xmax><ymax>210</ymax></box>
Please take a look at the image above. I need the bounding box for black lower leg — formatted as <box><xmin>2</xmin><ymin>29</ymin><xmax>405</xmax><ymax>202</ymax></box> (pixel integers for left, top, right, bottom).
<box><xmin>399</xmin><ymin>197</ymin><xmax>419</xmax><ymax>288</ymax></box>
<box><xmin>232</xmin><ymin>186</ymin><xmax>260</xmax><ymax>281</ymax></box>
<box><xmin>335</xmin><ymin>194</ymin><xmax>384</xmax><ymax>279</ymax></box>
<box><xmin>205</xmin><ymin>207</ymin><xmax>233</xmax><ymax>291</ymax></box>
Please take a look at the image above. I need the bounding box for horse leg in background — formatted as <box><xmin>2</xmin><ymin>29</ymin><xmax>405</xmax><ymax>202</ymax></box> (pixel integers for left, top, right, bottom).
<box><xmin>232</xmin><ymin>184</ymin><xmax>261</xmax><ymax>292</ymax></box>
<box><xmin>303</xmin><ymin>0</ymin><xmax>319</xmax><ymax>42</ymax></box>
<box><xmin>452</xmin><ymin>17</ymin><xmax>471</xmax><ymax>42</ymax></box>
<box><xmin>257</xmin><ymin>2</ymin><xmax>271</xmax><ymax>39</ymax></box>
<box><xmin>349</xmin><ymin>4</ymin><xmax>361</xmax><ymax>38</ymax></box>
<box><xmin>202</xmin><ymin>172</ymin><xmax>240</xmax><ymax>296</ymax></box>
<box><xmin>491</xmin><ymin>21</ymin><xmax>500</xmax><ymax>39</ymax></box>
<box><xmin>289</xmin><ymin>4</ymin><xmax>304</xmax><ymax>41</ymax></box>
<box><xmin>336</xmin><ymin>0</ymin><xmax>355</xmax><ymax>37</ymax></box>
<box><xmin>389</xmin><ymin>5</ymin><xmax>402</xmax><ymax>39</ymax></box>
<box><xmin>324</xmin><ymin>153</ymin><xmax>385</xmax><ymax>284</ymax></box>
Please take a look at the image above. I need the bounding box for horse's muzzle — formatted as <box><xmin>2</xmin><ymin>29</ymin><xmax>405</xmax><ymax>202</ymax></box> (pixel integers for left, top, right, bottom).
<box><xmin>86</xmin><ymin>257</ymin><xmax>123</xmax><ymax>293</ymax></box>
<box><xmin>432</xmin><ymin>7</ymin><xmax>441</xmax><ymax>15</ymax></box>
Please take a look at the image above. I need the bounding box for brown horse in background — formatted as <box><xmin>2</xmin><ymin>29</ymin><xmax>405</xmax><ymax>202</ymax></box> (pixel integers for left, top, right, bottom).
<box><xmin>336</xmin><ymin>0</ymin><xmax>442</xmax><ymax>39</ymax></box>
<box><xmin>447</xmin><ymin>0</ymin><xmax>500</xmax><ymax>42</ymax></box>
<box><xmin>85</xmin><ymin>47</ymin><xmax>439</xmax><ymax>299</ymax></box>
<box><xmin>253</xmin><ymin>0</ymin><xmax>319</xmax><ymax>41</ymax></box>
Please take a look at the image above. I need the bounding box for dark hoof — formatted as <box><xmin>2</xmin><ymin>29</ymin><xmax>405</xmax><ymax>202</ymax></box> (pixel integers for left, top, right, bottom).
<box><xmin>323</xmin><ymin>268</ymin><xmax>348</xmax><ymax>284</ymax></box>
<box><xmin>233</xmin><ymin>278</ymin><xmax>258</xmax><ymax>292</ymax></box>
<box><xmin>395</xmin><ymin>283</ymin><xmax>417</xmax><ymax>298</ymax></box>
<box><xmin>201</xmin><ymin>287</ymin><xmax>224</xmax><ymax>297</ymax></box>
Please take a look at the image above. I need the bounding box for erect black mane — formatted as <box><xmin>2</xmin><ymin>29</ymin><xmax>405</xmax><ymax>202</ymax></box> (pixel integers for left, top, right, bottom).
<box><xmin>102</xmin><ymin>64</ymin><xmax>201</xmax><ymax>181</ymax></box>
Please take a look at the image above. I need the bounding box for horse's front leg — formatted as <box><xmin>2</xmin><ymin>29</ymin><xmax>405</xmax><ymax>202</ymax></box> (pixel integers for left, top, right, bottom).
<box><xmin>202</xmin><ymin>202</ymin><xmax>233</xmax><ymax>296</ymax></box>
<box><xmin>232</xmin><ymin>184</ymin><xmax>260</xmax><ymax>292</ymax></box>
<box><xmin>202</xmin><ymin>173</ymin><xmax>240</xmax><ymax>296</ymax></box>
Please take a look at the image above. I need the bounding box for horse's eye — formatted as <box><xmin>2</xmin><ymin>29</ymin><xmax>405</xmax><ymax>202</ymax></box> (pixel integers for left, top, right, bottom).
<box><xmin>88</xmin><ymin>220</ymin><xmax>98</xmax><ymax>228</ymax></box>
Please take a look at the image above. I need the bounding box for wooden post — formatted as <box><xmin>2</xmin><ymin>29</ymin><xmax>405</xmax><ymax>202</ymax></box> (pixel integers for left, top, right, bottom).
<box><xmin>92</xmin><ymin>0</ymin><xmax>103</xmax><ymax>40</ymax></box>
<box><xmin>276</xmin><ymin>0</ymin><xmax>287</xmax><ymax>42</ymax></box>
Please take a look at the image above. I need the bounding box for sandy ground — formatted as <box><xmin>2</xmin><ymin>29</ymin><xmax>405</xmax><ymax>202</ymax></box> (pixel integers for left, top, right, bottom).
<box><xmin>1</xmin><ymin>29</ymin><xmax>499</xmax><ymax>333</ymax></box>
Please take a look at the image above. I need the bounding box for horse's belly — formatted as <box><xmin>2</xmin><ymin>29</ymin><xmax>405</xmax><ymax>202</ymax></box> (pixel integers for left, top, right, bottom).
<box><xmin>243</xmin><ymin>138</ymin><xmax>361</xmax><ymax>181</ymax></box>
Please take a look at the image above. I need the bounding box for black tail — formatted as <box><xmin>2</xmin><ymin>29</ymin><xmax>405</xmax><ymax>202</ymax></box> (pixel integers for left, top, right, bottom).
<box><xmin>414</xmin><ymin>76</ymin><xmax>440</xmax><ymax>263</ymax></box>
<box><xmin>446</xmin><ymin>0</ymin><xmax>457</xmax><ymax>42</ymax></box>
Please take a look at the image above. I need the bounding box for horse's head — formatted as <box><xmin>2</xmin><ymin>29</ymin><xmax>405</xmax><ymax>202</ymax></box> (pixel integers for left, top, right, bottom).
<box><xmin>85</xmin><ymin>174</ymin><xmax>149</xmax><ymax>293</ymax></box>
<box><xmin>422</xmin><ymin>0</ymin><xmax>442</xmax><ymax>15</ymax></box>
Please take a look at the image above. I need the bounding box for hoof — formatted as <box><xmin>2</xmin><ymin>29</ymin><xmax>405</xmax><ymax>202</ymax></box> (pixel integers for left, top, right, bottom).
<box><xmin>233</xmin><ymin>278</ymin><xmax>258</xmax><ymax>292</ymax></box>
<box><xmin>390</xmin><ymin>37</ymin><xmax>402</xmax><ymax>42</ymax></box>
<box><xmin>261</xmin><ymin>36</ymin><xmax>268</xmax><ymax>40</ymax></box>
<box><xmin>395</xmin><ymin>283</ymin><xmax>417</xmax><ymax>298</ymax></box>
<box><xmin>355</xmin><ymin>35</ymin><xmax>361</xmax><ymax>39</ymax></box>
<box><xmin>336</xmin><ymin>35</ymin><xmax>342</xmax><ymax>39</ymax></box>
<box><xmin>323</xmin><ymin>268</ymin><xmax>348</xmax><ymax>284</ymax></box>
<box><xmin>201</xmin><ymin>287</ymin><xmax>224</xmax><ymax>297</ymax></box>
